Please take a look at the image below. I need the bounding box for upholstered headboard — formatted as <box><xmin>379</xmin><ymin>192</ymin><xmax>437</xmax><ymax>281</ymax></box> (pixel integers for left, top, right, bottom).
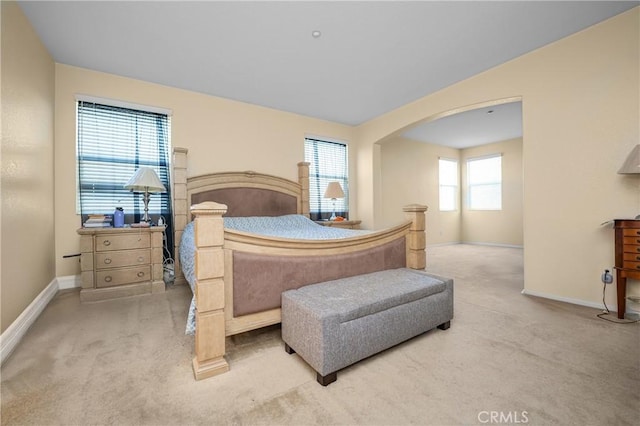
<box><xmin>191</xmin><ymin>187</ymin><xmax>297</xmax><ymax>217</ymax></box>
<box><xmin>185</xmin><ymin>169</ymin><xmax>308</xmax><ymax>218</ymax></box>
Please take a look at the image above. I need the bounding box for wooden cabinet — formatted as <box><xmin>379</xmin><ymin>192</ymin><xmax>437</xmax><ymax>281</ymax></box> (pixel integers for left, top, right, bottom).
<box><xmin>613</xmin><ymin>219</ymin><xmax>640</xmax><ymax>319</ymax></box>
<box><xmin>77</xmin><ymin>226</ymin><xmax>166</xmax><ymax>302</ymax></box>
<box><xmin>315</xmin><ymin>219</ymin><xmax>362</xmax><ymax>229</ymax></box>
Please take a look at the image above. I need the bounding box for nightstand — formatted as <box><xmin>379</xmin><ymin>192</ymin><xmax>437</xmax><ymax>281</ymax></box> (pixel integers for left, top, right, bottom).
<box><xmin>77</xmin><ymin>226</ymin><xmax>166</xmax><ymax>302</ymax></box>
<box><xmin>315</xmin><ymin>219</ymin><xmax>362</xmax><ymax>229</ymax></box>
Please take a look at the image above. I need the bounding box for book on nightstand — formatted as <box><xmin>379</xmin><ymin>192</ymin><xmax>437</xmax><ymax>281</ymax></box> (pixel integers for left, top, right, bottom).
<box><xmin>83</xmin><ymin>215</ymin><xmax>113</xmax><ymax>228</ymax></box>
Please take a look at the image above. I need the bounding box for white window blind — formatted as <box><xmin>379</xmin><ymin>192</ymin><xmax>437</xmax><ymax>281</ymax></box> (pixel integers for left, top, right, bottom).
<box><xmin>467</xmin><ymin>154</ymin><xmax>502</xmax><ymax>210</ymax></box>
<box><xmin>439</xmin><ymin>158</ymin><xmax>458</xmax><ymax>211</ymax></box>
<box><xmin>77</xmin><ymin>101</ymin><xmax>172</xmax><ymax>223</ymax></box>
<box><xmin>304</xmin><ymin>138</ymin><xmax>349</xmax><ymax>220</ymax></box>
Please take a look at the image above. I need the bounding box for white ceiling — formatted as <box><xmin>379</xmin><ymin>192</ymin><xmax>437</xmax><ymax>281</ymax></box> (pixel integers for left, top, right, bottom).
<box><xmin>18</xmin><ymin>1</ymin><xmax>637</xmax><ymax>146</ymax></box>
<box><xmin>402</xmin><ymin>101</ymin><xmax>523</xmax><ymax>148</ymax></box>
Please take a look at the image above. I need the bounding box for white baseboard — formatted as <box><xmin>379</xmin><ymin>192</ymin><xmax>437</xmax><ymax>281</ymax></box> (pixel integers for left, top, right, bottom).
<box><xmin>0</xmin><ymin>278</ymin><xmax>58</xmax><ymax>365</ymax></box>
<box><xmin>427</xmin><ymin>241</ymin><xmax>524</xmax><ymax>249</ymax></box>
<box><xmin>465</xmin><ymin>241</ymin><xmax>524</xmax><ymax>249</ymax></box>
<box><xmin>521</xmin><ymin>288</ymin><xmax>640</xmax><ymax>315</ymax></box>
<box><xmin>57</xmin><ymin>274</ymin><xmax>82</xmax><ymax>290</ymax></box>
<box><xmin>426</xmin><ymin>241</ymin><xmax>462</xmax><ymax>248</ymax></box>
<box><xmin>0</xmin><ymin>275</ymin><xmax>81</xmax><ymax>365</ymax></box>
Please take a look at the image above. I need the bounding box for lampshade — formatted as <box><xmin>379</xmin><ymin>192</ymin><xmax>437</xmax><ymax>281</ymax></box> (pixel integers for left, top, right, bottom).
<box><xmin>124</xmin><ymin>167</ymin><xmax>166</xmax><ymax>192</ymax></box>
<box><xmin>324</xmin><ymin>181</ymin><xmax>345</xmax><ymax>199</ymax></box>
<box><xmin>618</xmin><ymin>145</ymin><xmax>640</xmax><ymax>174</ymax></box>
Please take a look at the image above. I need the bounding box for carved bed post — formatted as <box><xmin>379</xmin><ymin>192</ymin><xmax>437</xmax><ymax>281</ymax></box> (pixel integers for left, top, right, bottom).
<box><xmin>172</xmin><ymin>147</ymin><xmax>188</xmax><ymax>285</ymax></box>
<box><xmin>298</xmin><ymin>161</ymin><xmax>310</xmax><ymax>217</ymax></box>
<box><xmin>191</xmin><ymin>201</ymin><xmax>229</xmax><ymax>380</ymax></box>
<box><xmin>403</xmin><ymin>204</ymin><xmax>428</xmax><ymax>270</ymax></box>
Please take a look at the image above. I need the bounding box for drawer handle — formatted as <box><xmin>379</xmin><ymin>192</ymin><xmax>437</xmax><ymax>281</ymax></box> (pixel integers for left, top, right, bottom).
<box><xmin>137</xmin><ymin>257</ymin><xmax>144</xmax><ymax>263</ymax></box>
<box><xmin>103</xmin><ymin>240</ymin><xmax>111</xmax><ymax>246</ymax></box>
<box><xmin>104</xmin><ymin>258</ymin><xmax>112</xmax><ymax>264</ymax></box>
<box><xmin>104</xmin><ymin>276</ymin><xmax>112</xmax><ymax>283</ymax></box>
<box><xmin>137</xmin><ymin>271</ymin><xmax>145</xmax><ymax>278</ymax></box>
<box><xmin>637</xmin><ymin>256</ymin><xmax>640</xmax><ymax>261</ymax></box>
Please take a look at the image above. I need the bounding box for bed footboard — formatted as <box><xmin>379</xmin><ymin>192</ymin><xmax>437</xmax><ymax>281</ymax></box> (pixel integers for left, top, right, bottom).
<box><xmin>189</xmin><ymin>201</ymin><xmax>427</xmax><ymax>381</ymax></box>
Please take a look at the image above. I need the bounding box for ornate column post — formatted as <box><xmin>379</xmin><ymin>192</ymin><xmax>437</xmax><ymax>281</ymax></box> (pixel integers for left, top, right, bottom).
<box><xmin>403</xmin><ymin>204</ymin><xmax>428</xmax><ymax>270</ymax></box>
<box><xmin>191</xmin><ymin>201</ymin><xmax>229</xmax><ymax>380</ymax></box>
<box><xmin>172</xmin><ymin>147</ymin><xmax>188</xmax><ymax>285</ymax></box>
<box><xmin>298</xmin><ymin>161</ymin><xmax>310</xmax><ymax>217</ymax></box>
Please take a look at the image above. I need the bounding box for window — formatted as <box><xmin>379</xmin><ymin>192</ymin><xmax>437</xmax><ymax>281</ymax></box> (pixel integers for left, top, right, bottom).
<box><xmin>467</xmin><ymin>154</ymin><xmax>502</xmax><ymax>210</ymax></box>
<box><xmin>439</xmin><ymin>158</ymin><xmax>458</xmax><ymax>211</ymax></box>
<box><xmin>304</xmin><ymin>138</ymin><xmax>349</xmax><ymax>221</ymax></box>
<box><xmin>76</xmin><ymin>101</ymin><xmax>172</xmax><ymax>232</ymax></box>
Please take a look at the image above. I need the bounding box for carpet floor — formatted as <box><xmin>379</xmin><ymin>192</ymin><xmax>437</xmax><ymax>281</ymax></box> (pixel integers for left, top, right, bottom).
<box><xmin>1</xmin><ymin>244</ymin><xmax>638</xmax><ymax>425</ymax></box>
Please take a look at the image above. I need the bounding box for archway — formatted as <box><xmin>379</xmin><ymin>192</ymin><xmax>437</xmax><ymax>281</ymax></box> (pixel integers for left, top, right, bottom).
<box><xmin>372</xmin><ymin>97</ymin><xmax>523</xmax><ymax>246</ymax></box>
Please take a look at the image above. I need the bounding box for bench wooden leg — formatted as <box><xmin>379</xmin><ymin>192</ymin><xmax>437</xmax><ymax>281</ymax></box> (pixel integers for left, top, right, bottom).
<box><xmin>317</xmin><ymin>371</ymin><xmax>337</xmax><ymax>386</ymax></box>
<box><xmin>284</xmin><ymin>343</ymin><xmax>296</xmax><ymax>354</ymax></box>
<box><xmin>437</xmin><ymin>321</ymin><xmax>451</xmax><ymax>330</ymax></box>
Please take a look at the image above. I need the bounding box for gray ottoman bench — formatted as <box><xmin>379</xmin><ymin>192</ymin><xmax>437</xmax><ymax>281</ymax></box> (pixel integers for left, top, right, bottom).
<box><xmin>281</xmin><ymin>268</ymin><xmax>453</xmax><ymax>386</ymax></box>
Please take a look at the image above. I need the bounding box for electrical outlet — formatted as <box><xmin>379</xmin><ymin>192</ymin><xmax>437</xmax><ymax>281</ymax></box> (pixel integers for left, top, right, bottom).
<box><xmin>601</xmin><ymin>269</ymin><xmax>613</xmax><ymax>284</ymax></box>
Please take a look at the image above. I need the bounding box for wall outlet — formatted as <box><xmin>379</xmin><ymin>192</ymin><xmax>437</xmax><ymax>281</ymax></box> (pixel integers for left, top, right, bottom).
<box><xmin>601</xmin><ymin>269</ymin><xmax>613</xmax><ymax>284</ymax></box>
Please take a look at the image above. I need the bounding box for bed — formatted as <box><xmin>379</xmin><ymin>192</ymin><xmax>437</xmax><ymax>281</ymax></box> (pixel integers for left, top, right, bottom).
<box><xmin>171</xmin><ymin>147</ymin><xmax>428</xmax><ymax>380</ymax></box>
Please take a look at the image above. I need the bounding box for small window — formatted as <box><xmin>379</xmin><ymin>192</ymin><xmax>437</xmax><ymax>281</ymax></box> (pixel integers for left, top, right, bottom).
<box><xmin>467</xmin><ymin>154</ymin><xmax>502</xmax><ymax>210</ymax></box>
<box><xmin>439</xmin><ymin>158</ymin><xmax>458</xmax><ymax>211</ymax></box>
<box><xmin>304</xmin><ymin>138</ymin><xmax>349</xmax><ymax>221</ymax></box>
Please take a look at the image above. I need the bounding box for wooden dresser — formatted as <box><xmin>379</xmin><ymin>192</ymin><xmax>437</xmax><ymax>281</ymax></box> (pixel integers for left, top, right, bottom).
<box><xmin>613</xmin><ymin>219</ymin><xmax>640</xmax><ymax>319</ymax></box>
<box><xmin>77</xmin><ymin>226</ymin><xmax>166</xmax><ymax>302</ymax></box>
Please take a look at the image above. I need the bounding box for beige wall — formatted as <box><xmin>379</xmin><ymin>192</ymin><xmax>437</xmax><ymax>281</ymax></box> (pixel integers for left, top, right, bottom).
<box><xmin>54</xmin><ymin>65</ymin><xmax>355</xmax><ymax>277</ymax></box>
<box><xmin>380</xmin><ymin>137</ymin><xmax>461</xmax><ymax>245</ymax></box>
<box><xmin>461</xmin><ymin>138</ymin><xmax>523</xmax><ymax>246</ymax></box>
<box><xmin>356</xmin><ymin>8</ymin><xmax>639</xmax><ymax>309</ymax></box>
<box><xmin>1</xmin><ymin>2</ymin><xmax>56</xmax><ymax>333</ymax></box>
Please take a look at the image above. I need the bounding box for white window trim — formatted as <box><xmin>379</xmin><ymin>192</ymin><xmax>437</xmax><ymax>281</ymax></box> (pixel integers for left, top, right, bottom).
<box><xmin>75</xmin><ymin>94</ymin><xmax>173</xmax><ymax>116</ymax></box>
<box><xmin>304</xmin><ymin>134</ymin><xmax>349</xmax><ymax>146</ymax></box>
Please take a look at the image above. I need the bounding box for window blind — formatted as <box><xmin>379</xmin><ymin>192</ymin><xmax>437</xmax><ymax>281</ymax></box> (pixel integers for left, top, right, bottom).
<box><xmin>77</xmin><ymin>101</ymin><xmax>172</xmax><ymax>223</ymax></box>
<box><xmin>304</xmin><ymin>138</ymin><xmax>349</xmax><ymax>221</ymax></box>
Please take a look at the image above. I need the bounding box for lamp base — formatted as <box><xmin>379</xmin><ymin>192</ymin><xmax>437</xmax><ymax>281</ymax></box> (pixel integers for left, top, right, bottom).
<box><xmin>329</xmin><ymin>198</ymin><xmax>337</xmax><ymax>221</ymax></box>
<box><xmin>142</xmin><ymin>191</ymin><xmax>152</xmax><ymax>223</ymax></box>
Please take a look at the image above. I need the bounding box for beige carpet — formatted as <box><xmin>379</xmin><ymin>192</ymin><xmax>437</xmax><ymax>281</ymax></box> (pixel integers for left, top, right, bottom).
<box><xmin>1</xmin><ymin>245</ymin><xmax>638</xmax><ymax>425</ymax></box>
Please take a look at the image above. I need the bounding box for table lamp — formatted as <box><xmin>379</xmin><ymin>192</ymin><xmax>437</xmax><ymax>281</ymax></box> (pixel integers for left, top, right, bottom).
<box><xmin>124</xmin><ymin>167</ymin><xmax>166</xmax><ymax>223</ymax></box>
<box><xmin>324</xmin><ymin>181</ymin><xmax>345</xmax><ymax>221</ymax></box>
<box><xmin>618</xmin><ymin>144</ymin><xmax>640</xmax><ymax>219</ymax></box>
